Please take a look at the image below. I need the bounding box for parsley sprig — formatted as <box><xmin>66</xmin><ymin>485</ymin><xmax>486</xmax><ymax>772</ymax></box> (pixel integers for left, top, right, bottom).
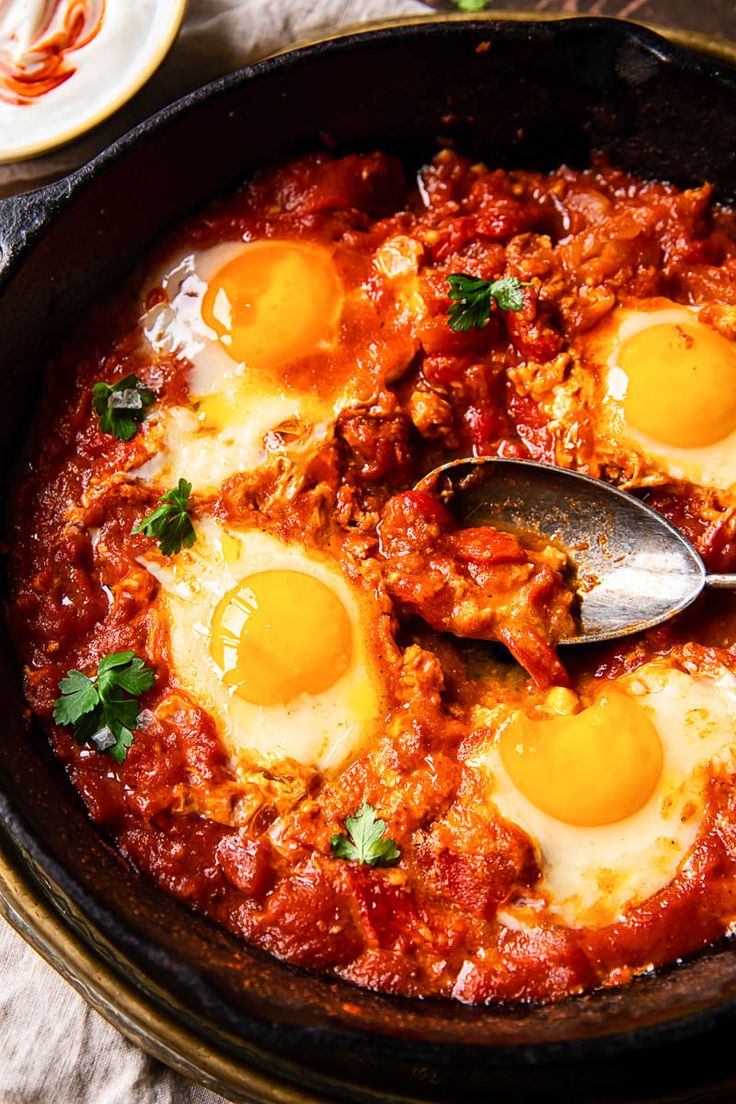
<box><xmin>133</xmin><ymin>478</ymin><xmax>196</xmax><ymax>556</ymax></box>
<box><xmin>447</xmin><ymin>273</ymin><xmax>531</xmax><ymax>332</ymax></box>
<box><xmin>53</xmin><ymin>651</ymin><xmax>156</xmax><ymax>763</ymax></box>
<box><xmin>331</xmin><ymin>803</ymin><xmax>400</xmax><ymax>867</ymax></box>
<box><xmin>92</xmin><ymin>374</ymin><xmax>155</xmax><ymax>441</ymax></box>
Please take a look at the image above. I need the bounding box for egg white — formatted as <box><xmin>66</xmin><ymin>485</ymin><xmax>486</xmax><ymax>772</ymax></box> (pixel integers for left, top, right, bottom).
<box><xmin>468</xmin><ymin>660</ymin><xmax>736</xmax><ymax>928</ymax></box>
<box><xmin>140</xmin><ymin>517</ymin><xmax>386</xmax><ymax>773</ymax></box>
<box><xmin>133</xmin><ymin>243</ymin><xmax>342</xmax><ymax>493</ymax></box>
<box><xmin>597</xmin><ymin>303</ymin><xmax>736</xmax><ymax>490</ymax></box>
<box><xmin>131</xmin><ymin>397</ymin><xmax>330</xmax><ymax>492</ymax></box>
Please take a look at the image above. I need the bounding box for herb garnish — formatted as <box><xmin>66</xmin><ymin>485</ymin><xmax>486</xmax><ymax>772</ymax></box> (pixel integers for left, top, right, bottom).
<box><xmin>447</xmin><ymin>273</ymin><xmax>531</xmax><ymax>332</ymax></box>
<box><xmin>53</xmin><ymin>651</ymin><xmax>156</xmax><ymax>763</ymax></box>
<box><xmin>330</xmin><ymin>803</ymin><xmax>400</xmax><ymax>867</ymax></box>
<box><xmin>452</xmin><ymin>0</ymin><xmax>492</xmax><ymax>9</ymax></box>
<box><xmin>92</xmin><ymin>374</ymin><xmax>155</xmax><ymax>441</ymax></box>
<box><xmin>132</xmin><ymin>478</ymin><xmax>196</xmax><ymax>556</ymax></box>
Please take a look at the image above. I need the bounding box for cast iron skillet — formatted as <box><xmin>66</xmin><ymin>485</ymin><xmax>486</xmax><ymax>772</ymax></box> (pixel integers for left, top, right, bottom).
<box><xmin>2</xmin><ymin>17</ymin><xmax>736</xmax><ymax>1104</ymax></box>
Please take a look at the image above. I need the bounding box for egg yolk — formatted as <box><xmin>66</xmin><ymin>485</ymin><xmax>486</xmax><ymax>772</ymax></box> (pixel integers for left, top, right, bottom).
<box><xmin>499</xmin><ymin>691</ymin><xmax>663</xmax><ymax>827</ymax></box>
<box><xmin>201</xmin><ymin>241</ymin><xmax>342</xmax><ymax>368</ymax></box>
<box><xmin>619</xmin><ymin>321</ymin><xmax>736</xmax><ymax>447</ymax></box>
<box><xmin>209</xmin><ymin>570</ymin><xmax>353</xmax><ymax>707</ymax></box>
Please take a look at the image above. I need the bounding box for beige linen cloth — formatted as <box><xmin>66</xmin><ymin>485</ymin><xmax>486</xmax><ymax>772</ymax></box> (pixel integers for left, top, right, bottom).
<box><xmin>0</xmin><ymin>1</ymin><xmax>425</xmax><ymax>1101</ymax></box>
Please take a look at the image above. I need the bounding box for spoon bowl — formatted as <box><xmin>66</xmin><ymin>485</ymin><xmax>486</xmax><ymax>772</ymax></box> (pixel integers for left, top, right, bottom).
<box><xmin>417</xmin><ymin>458</ymin><xmax>734</xmax><ymax>645</ymax></box>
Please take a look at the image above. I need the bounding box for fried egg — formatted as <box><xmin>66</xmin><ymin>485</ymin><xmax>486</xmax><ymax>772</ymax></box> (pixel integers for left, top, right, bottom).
<box><xmin>468</xmin><ymin>660</ymin><xmax>736</xmax><ymax>928</ymax></box>
<box><xmin>135</xmin><ymin>239</ymin><xmax>345</xmax><ymax>491</ymax></box>
<box><xmin>589</xmin><ymin>299</ymin><xmax>736</xmax><ymax>489</ymax></box>
<box><xmin>140</xmin><ymin>517</ymin><xmax>386</xmax><ymax>772</ymax></box>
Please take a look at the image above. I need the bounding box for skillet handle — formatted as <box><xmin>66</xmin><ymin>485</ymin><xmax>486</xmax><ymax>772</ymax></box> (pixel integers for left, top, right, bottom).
<box><xmin>0</xmin><ymin>178</ymin><xmax>70</xmax><ymax>287</ymax></box>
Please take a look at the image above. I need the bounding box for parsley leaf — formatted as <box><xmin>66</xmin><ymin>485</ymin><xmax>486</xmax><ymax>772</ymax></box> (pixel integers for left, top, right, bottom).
<box><xmin>99</xmin><ymin>652</ymin><xmax>157</xmax><ymax>696</ymax></box>
<box><xmin>452</xmin><ymin>0</ymin><xmax>492</xmax><ymax>10</ymax></box>
<box><xmin>53</xmin><ymin>670</ymin><xmax>99</xmax><ymax>726</ymax></box>
<box><xmin>92</xmin><ymin>374</ymin><xmax>155</xmax><ymax>441</ymax></box>
<box><xmin>491</xmin><ymin>276</ymin><xmax>530</xmax><ymax>312</ymax></box>
<box><xmin>132</xmin><ymin>478</ymin><xmax>196</xmax><ymax>556</ymax></box>
<box><xmin>53</xmin><ymin>650</ymin><xmax>156</xmax><ymax>763</ymax></box>
<box><xmin>447</xmin><ymin>273</ymin><xmax>531</xmax><ymax>332</ymax></box>
<box><xmin>330</xmin><ymin>803</ymin><xmax>400</xmax><ymax>867</ymax></box>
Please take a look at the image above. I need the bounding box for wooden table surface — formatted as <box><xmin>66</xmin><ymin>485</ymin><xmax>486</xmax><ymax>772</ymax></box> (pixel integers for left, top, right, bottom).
<box><xmin>425</xmin><ymin>0</ymin><xmax>736</xmax><ymax>45</ymax></box>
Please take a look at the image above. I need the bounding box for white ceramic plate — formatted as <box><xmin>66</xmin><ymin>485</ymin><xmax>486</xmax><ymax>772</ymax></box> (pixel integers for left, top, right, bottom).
<box><xmin>0</xmin><ymin>0</ymin><xmax>187</xmax><ymax>164</ymax></box>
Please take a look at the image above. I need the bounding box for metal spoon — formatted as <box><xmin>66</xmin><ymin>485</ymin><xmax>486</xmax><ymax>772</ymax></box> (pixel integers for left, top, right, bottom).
<box><xmin>417</xmin><ymin>457</ymin><xmax>736</xmax><ymax>646</ymax></box>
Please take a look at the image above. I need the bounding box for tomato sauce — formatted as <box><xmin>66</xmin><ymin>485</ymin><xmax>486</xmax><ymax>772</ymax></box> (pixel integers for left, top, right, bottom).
<box><xmin>9</xmin><ymin>149</ymin><xmax>736</xmax><ymax>1005</ymax></box>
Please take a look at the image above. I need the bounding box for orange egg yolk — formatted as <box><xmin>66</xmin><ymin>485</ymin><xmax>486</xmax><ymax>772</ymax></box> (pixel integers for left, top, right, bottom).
<box><xmin>209</xmin><ymin>570</ymin><xmax>353</xmax><ymax>707</ymax></box>
<box><xmin>619</xmin><ymin>321</ymin><xmax>736</xmax><ymax>447</ymax></box>
<box><xmin>201</xmin><ymin>241</ymin><xmax>342</xmax><ymax>368</ymax></box>
<box><xmin>499</xmin><ymin>691</ymin><xmax>663</xmax><ymax>826</ymax></box>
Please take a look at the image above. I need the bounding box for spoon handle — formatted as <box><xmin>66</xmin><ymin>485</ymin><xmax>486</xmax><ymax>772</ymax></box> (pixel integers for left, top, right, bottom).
<box><xmin>705</xmin><ymin>575</ymin><xmax>736</xmax><ymax>589</ymax></box>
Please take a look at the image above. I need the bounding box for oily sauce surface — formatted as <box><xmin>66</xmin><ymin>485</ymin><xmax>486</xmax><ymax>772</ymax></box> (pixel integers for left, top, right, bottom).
<box><xmin>9</xmin><ymin>150</ymin><xmax>736</xmax><ymax>1004</ymax></box>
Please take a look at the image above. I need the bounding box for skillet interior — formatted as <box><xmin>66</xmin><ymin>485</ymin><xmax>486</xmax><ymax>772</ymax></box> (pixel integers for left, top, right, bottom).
<box><xmin>1</xmin><ymin>16</ymin><xmax>736</xmax><ymax>1102</ymax></box>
